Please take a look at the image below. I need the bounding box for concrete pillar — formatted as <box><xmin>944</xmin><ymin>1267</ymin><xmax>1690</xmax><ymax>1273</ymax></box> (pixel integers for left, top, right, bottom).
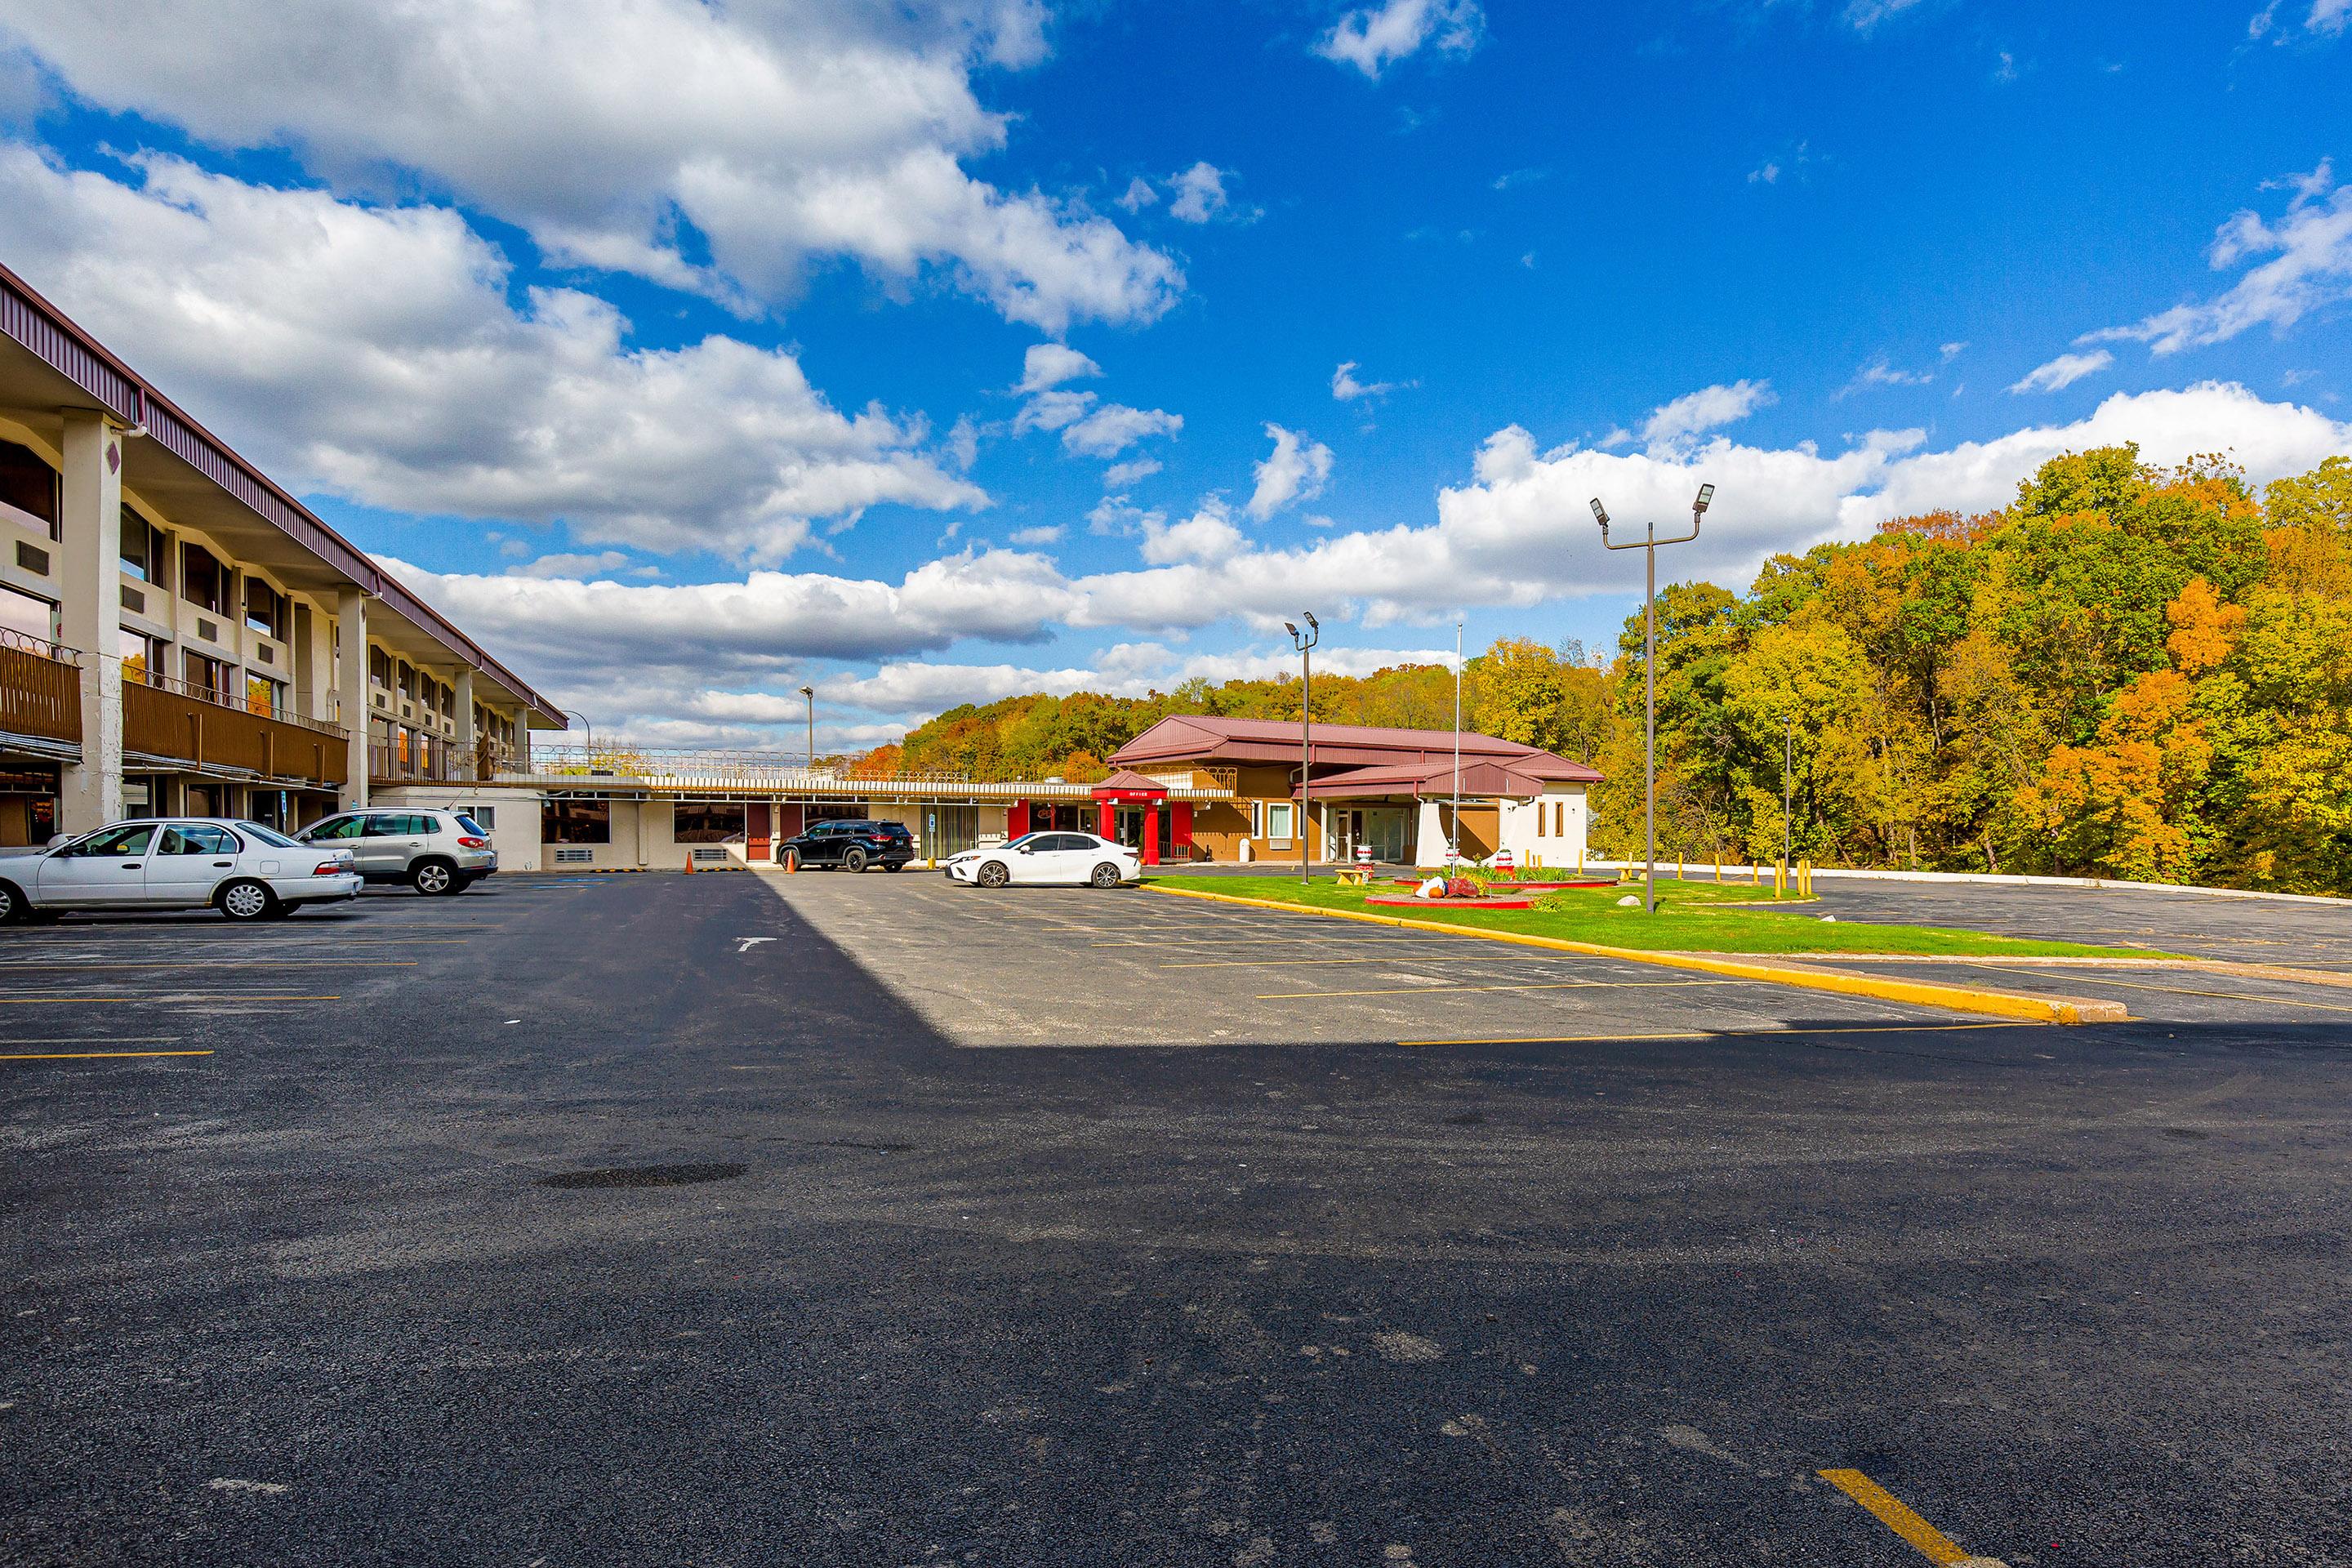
<box><xmin>57</xmin><ymin>412</ymin><xmax>123</xmax><ymax>832</ymax></box>
<box><xmin>452</xmin><ymin>666</ymin><xmax>477</xmax><ymax>776</ymax></box>
<box><xmin>1141</xmin><ymin>802</ymin><xmax>1160</xmax><ymax>866</ymax></box>
<box><xmin>1096</xmin><ymin>798</ymin><xmax>1112</xmax><ymax>837</ymax></box>
<box><xmin>336</xmin><ymin>589</ymin><xmax>369</xmax><ymax>808</ymax></box>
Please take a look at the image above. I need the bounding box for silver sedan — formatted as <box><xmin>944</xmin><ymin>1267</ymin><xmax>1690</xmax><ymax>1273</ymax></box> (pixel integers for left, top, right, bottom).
<box><xmin>0</xmin><ymin>818</ymin><xmax>363</xmax><ymax>923</ymax></box>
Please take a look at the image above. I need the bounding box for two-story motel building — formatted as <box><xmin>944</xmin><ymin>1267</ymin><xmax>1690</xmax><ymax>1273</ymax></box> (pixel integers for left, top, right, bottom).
<box><xmin>0</xmin><ymin>262</ymin><xmax>565</xmax><ymax>844</ymax></box>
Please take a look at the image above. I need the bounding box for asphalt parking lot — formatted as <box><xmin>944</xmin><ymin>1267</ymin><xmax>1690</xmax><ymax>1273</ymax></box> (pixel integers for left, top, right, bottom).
<box><xmin>4</xmin><ymin>868</ymin><xmax>2350</xmax><ymax>1565</ymax></box>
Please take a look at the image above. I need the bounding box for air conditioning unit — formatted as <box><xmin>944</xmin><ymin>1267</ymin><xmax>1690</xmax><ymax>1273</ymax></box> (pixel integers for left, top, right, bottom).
<box><xmin>553</xmin><ymin>847</ymin><xmax>595</xmax><ymax>865</ymax></box>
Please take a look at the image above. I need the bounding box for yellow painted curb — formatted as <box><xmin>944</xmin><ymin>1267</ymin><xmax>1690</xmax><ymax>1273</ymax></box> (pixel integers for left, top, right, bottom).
<box><xmin>1143</xmin><ymin>883</ymin><xmax>2127</xmax><ymax>1026</ymax></box>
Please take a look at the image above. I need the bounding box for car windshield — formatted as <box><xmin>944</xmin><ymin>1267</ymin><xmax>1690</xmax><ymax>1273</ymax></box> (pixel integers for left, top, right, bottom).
<box><xmin>234</xmin><ymin>822</ymin><xmax>299</xmax><ymax>848</ymax></box>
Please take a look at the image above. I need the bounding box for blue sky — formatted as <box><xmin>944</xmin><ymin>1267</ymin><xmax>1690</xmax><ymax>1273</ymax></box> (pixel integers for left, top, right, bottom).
<box><xmin>1</xmin><ymin>0</ymin><xmax>2347</xmax><ymax>752</ymax></box>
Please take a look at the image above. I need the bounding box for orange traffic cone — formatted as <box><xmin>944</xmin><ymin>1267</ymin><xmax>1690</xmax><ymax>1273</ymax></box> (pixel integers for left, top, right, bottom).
<box><xmin>684</xmin><ymin>853</ymin><xmax>695</xmax><ymax>875</ymax></box>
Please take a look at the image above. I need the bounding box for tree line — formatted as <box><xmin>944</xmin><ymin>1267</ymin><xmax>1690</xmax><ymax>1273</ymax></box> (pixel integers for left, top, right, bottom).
<box><xmin>868</xmin><ymin>446</ymin><xmax>2350</xmax><ymax>893</ymax></box>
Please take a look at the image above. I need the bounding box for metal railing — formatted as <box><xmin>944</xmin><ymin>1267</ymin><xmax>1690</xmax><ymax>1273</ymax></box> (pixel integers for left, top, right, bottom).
<box><xmin>126</xmin><ymin>666</ymin><xmax>348</xmax><ymax>739</ymax></box>
<box><xmin>369</xmin><ymin>740</ymin><xmax>523</xmax><ymax>783</ymax></box>
<box><xmin>0</xmin><ymin>627</ymin><xmax>81</xmax><ymax>745</ymax></box>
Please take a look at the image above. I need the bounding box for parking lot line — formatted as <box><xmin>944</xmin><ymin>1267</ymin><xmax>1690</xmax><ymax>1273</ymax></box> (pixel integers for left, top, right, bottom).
<box><xmin>1165</xmin><ymin>952</ymin><xmax>1609</xmax><ymax>969</ymax></box>
<box><xmin>1256</xmin><ymin>978</ymin><xmax>1735</xmax><ymax>1000</ymax></box>
<box><xmin>0</xmin><ymin>994</ymin><xmax>340</xmax><ymax>1004</ymax></box>
<box><xmin>0</xmin><ymin>1049</ymin><xmax>214</xmax><ymax>1061</ymax></box>
<box><xmin>0</xmin><ymin>960</ymin><xmax>416</xmax><ymax>970</ymax></box>
<box><xmin>1396</xmin><ymin>1021</ymin><xmax>2037</xmax><ymax>1047</ymax></box>
<box><xmin>1815</xmin><ymin>1468</ymin><xmax>2001</xmax><ymax>1566</ymax></box>
<box><xmin>1958</xmin><ymin>964</ymin><xmax>2352</xmax><ymax>1013</ymax></box>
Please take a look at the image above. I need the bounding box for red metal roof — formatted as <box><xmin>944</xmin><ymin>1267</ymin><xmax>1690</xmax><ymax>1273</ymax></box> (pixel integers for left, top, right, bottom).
<box><xmin>1297</xmin><ymin>756</ymin><xmax>1588</xmax><ymax>800</ymax></box>
<box><xmin>1092</xmin><ymin>768</ymin><xmax>1169</xmax><ymax>796</ymax></box>
<box><xmin>1112</xmin><ymin>714</ymin><xmax>1602</xmax><ymax>783</ymax></box>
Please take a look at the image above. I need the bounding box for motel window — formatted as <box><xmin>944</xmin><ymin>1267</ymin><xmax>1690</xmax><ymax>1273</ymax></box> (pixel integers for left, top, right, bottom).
<box><xmin>1265</xmin><ymin>802</ymin><xmax>1295</xmax><ymax>844</ymax></box>
<box><xmin>120</xmin><ymin>510</ymin><xmax>158</xmax><ymax>580</ymax></box>
<box><xmin>398</xmin><ymin>662</ymin><xmax>415</xmax><ymax>701</ymax></box>
<box><xmin>673</xmin><ymin>801</ymin><xmax>746</xmax><ymax>844</ymax></box>
<box><xmin>0</xmin><ymin>584</ymin><xmax>56</xmax><ymax>645</ymax></box>
<box><xmin>181</xmin><ymin>543</ymin><xmax>229</xmax><ymax>615</ymax></box>
<box><xmin>184</xmin><ymin>650</ymin><xmax>234</xmax><ymax>701</ymax></box>
<box><xmin>543</xmin><ymin>799</ymin><xmax>611</xmax><ymax>844</ymax></box>
<box><xmin>245</xmin><ymin>672</ymin><xmax>283</xmax><ymax>717</ymax></box>
<box><xmin>118</xmin><ymin>627</ymin><xmax>158</xmax><ymax>684</ymax></box>
<box><xmin>369</xmin><ymin>645</ymin><xmax>391</xmax><ymax>687</ymax></box>
<box><xmin>1248</xmin><ymin>800</ymin><xmax>1264</xmax><ymax>837</ymax></box>
<box><xmin>0</xmin><ymin>442</ymin><xmax>57</xmax><ymax>537</ymax></box>
<box><xmin>245</xmin><ymin>580</ymin><xmax>285</xmax><ymax>639</ymax></box>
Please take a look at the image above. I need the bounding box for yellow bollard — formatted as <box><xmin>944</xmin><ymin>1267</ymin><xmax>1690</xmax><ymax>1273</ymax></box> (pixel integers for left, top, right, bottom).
<box><xmin>1714</xmin><ymin>856</ymin><xmax>1722</xmax><ymax>884</ymax></box>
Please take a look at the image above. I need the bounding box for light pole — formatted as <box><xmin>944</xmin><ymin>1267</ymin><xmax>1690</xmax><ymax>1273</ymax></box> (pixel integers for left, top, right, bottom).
<box><xmin>1450</xmin><ymin>616</ymin><xmax>1463</xmax><ymax>866</ymax></box>
<box><xmin>1285</xmin><ymin>612</ymin><xmax>1319</xmax><ymax>884</ymax></box>
<box><xmin>799</xmin><ymin>684</ymin><xmax>815</xmax><ymax>770</ymax></box>
<box><xmin>563</xmin><ymin>708</ymin><xmax>594</xmax><ymax>764</ymax></box>
<box><xmin>1592</xmin><ymin>482</ymin><xmax>1713</xmax><ymax>914</ymax></box>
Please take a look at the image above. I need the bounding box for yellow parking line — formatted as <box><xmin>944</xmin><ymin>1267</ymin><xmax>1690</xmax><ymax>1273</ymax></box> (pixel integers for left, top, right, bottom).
<box><xmin>1962</xmin><ymin>964</ymin><xmax>2352</xmax><ymax>1013</ymax></box>
<box><xmin>0</xmin><ymin>1049</ymin><xmax>214</xmax><ymax>1061</ymax></box>
<box><xmin>1257</xmin><ymin>979</ymin><xmax>1731</xmax><ymax>1000</ymax></box>
<box><xmin>1815</xmin><ymin>1468</ymin><xmax>1997</xmax><ymax>1566</ymax></box>
<box><xmin>1399</xmin><ymin>1022</ymin><xmax>2034</xmax><ymax>1047</ymax></box>
<box><xmin>1167</xmin><ymin>952</ymin><xmax>1592</xmax><ymax>969</ymax></box>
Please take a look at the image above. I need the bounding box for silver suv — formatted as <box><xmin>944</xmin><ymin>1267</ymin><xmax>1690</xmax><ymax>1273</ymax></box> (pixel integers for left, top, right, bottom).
<box><xmin>296</xmin><ymin>809</ymin><xmax>497</xmax><ymax>895</ymax></box>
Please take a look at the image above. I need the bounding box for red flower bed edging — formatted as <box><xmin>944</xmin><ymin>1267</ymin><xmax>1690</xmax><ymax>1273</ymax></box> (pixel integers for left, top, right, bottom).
<box><xmin>1365</xmin><ymin>894</ymin><xmax>1540</xmax><ymax>910</ymax></box>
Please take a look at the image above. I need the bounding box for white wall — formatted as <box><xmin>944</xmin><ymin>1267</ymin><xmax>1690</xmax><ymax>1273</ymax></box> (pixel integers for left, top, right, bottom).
<box><xmin>376</xmin><ymin>782</ymin><xmax>546</xmax><ymax>871</ymax></box>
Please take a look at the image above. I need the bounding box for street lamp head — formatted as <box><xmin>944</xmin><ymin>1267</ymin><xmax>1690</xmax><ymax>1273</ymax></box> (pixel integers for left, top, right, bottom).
<box><xmin>1283</xmin><ymin>621</ymin><xmax>1298</xmax><ymax>637</ymax></box>
<box><xmin>1589</xmin><ymin>497</ymin><xmax>1610</xmax><ymax>528</ymax></box>
<box><xmin>1693</xmin><ymin>482</ymin><xmax>1714</xmax><ymax>514</ymax></box>
<box><xmin>1303</xmin><ymin>610</ymin><xmax>1318</xmax><ymax>632</ymax></box>
<box><xmin>798</xmin><ymin>684</ymin><xmax>813</xmax><ymax>698</ymax></box>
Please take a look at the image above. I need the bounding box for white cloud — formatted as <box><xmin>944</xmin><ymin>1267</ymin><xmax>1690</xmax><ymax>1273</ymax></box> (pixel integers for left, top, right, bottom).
<box><xmin>510</xmin><ymin>550</ymin><xmax>655</xmax><ymax>580</ymax></box>
<box><xmin>0</xmin><ymin>147</ymin><xmax>984</xmax><ymax>562</ymax></box>
<box><xmin>1102</xmin><ymin>456</ymin><xmax>1163</xmax><ymax>488</ymax></box>
<box><xmin>1166</xmin><ymin>161</ymin><xmax>1250</xmax><ymax>224</ymax></box>
<box><xmin>0</xmin><ymin>0</ymin><xmax>1179</xmax><ymax>332</ymax></box>
<box><xmin>1332</xmin><ymin>360</ymin><xmax>1403</xmax><ymax>400</ymax></box>
<box><xmin>1062</xmin><ymin>403</ymin><xmax>1183</xmax><ymax>458</ymax></box>
<box><xmin>1748</xmin><ymin>161</ymin><xmax>1780</xmax><ymax>185</ymax></box>
<box><xmin>2009</xmin><ymin>349</ymin><xmax>2114</xmax><ymax>394</ymax></box>
<box><xmin>1141</xmin><ymin>499</ymin><xmax>1247</xmax><ymax>566</ymax></box>
<box><xmin>1016</xmin><ymin>343</ymin><xmax>1102</xmax><ymax>394</ymax></box>
<box><xmin>1009</xmin><ymin>523</ymin><xmax>1065</xmax><ymax>546</ymax></box>
<box><xmin>1842</xmin><ymin>0</ymin><xmax>1928</xmax><ymax>30</ymax></box>
<box><xmin>1840</xmin><ymin>357</ymin><xmax>1934</xmax><ymax>397</ymax></box>
<box><xmin>2252</xmin><ymin>0</ymin><xmax>2350</xmax><ymax>38</ymax></box>
<box><xmin>1114</xmin><ymin>175</ymin><xmax>1159</xmax><ymax>212</ymax></box>
<box><xmin>1637</xmin><ymin>380</ymin><xmax>1776</xmax><ymax>448</ymax></box>
<box><xmin>1314</xmin><ymin>0</ymin><xmax>1484</xmax><ymax>78</ymax></box>
<box><xmin>1012</xmin><ymin>388</ymin><xmax>1095</xmax><ymax>434</ymax></box>
<box><xmin>1247</xmin><ymin>424</ymin><xmax>1336</xmax><ymax>519</ymax></box>
<box><xmin>2082</xmin><ymin>162</ymin><xmax>2352</xmax><ymax>355</ymax></box>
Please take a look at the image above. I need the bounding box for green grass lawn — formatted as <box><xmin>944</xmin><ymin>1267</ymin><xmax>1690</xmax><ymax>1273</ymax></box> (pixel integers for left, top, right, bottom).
<box><xmin>1147</xmin><ymin>874</ymin><xmax>2167</xmax><ymax>959</ymax></box>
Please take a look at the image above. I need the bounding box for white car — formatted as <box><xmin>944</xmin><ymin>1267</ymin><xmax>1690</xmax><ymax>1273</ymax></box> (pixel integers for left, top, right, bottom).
<box><xmin>0</xmin><ymin>817</ymin><xmax>363</xmax><ymax>923</ymax></box>
<box><xmin>944</xmin><ymin>831</ymin><xmax>1142</xmax><ymax>889</ymax></box>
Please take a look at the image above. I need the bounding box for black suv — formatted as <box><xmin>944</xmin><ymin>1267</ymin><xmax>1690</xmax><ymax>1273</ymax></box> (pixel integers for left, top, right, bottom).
<box><xmin>777</xmin><ymin>818</ymin><xmax>916</xmax><ymax>872</ymax></box>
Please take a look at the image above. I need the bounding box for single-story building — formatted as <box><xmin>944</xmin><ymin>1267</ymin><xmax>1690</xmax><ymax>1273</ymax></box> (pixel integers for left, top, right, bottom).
<box><xmin>378</xmin><ymin>719</ymin><xmax>1602</xmax><ymax>873</ymax></box>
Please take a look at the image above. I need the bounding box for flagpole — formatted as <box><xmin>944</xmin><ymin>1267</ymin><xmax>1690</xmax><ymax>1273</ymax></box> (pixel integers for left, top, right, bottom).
<box><xmin>1451</xmin><ymin>616</ymin><xmax>1462</xmax><ymax>867</ymax></box>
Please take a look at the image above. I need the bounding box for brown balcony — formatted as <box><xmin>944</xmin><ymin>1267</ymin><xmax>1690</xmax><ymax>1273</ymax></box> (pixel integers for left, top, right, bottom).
<box><xmin>124</xmin><ymin>672</ymin><xmax>349</xmax><ymax>788</ymax></box>
<box><xmin>0</xmin><ymin>629</ymin><xmax>81</xmax><ymax>751</ymax></box>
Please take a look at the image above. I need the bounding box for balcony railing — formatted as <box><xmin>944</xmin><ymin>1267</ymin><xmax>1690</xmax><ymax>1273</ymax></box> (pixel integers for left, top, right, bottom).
<box><xmin>369</xmin><ymin>739</ymin><xmax>523</xmax><ymax>784</ymax></box>
<box><xmin>0</xmin><ymin>628</ymin><xmax>82</xmax><ymax>747</ymax></box>
<box><xmin>127</xmin><ymin>667</ymin><xmax>347</xmax><ymax>737</ymax></box>
<box><xmin>125</xmin><ymin>677</ymin><xmax>349</xmax><ymax>787</ymax></box>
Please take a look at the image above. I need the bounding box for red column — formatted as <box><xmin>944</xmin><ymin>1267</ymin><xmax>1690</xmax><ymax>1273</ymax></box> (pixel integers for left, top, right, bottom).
<box><xmin>1097</xmin><ymin>798</ymin><xmax>1114</xmax><ymax>837</ymax></box>
<box><xmin>1008</xmin><ymin>801</ymin><xmax>1030</xmax><ymax>839</ymax></box>
<box><xmin>1173</xmin><ymin>803</ymin><xmax>1193</xmax><ymax>854</ymax></box>
<box><xmin>1142</xmin><ymin>802</ymin><xmax>1160</xmax><ymax>866</ymax></box>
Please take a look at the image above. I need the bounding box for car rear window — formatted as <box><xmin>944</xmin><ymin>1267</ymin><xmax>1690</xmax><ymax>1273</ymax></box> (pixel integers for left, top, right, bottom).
<box><xmin>874</xmin><ymin>822</ymin><xmax>911</xmax><ymax>838</ymax></box>
<box><xmin>234</xmin><ymin>821</ymin><xmax>298</xmax><ymax>848</ymax></box>
<box><xmin>457</xmin><ymin>815</ymin><xmax>489</xmax><ymax>836</ymax></box>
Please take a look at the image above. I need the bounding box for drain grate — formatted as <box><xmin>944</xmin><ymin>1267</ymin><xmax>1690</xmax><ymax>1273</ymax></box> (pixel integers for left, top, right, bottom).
<box><xmin>537</xmin><ymin>1162</ymin><xmax>746</xmax><ymax>1189</ymax></box>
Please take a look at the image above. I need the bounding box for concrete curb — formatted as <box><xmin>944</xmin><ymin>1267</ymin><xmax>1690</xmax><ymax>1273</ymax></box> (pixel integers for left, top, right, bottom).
<box><xmin>1143</xmin><ymin>884</ymin><xmax>2129</xmax><ymax>1026</ymax></box>
<box><xmin>1584</xmin><ymin>860</ymin><xmax>2345</xmax><ymax>908</ymax></box>
<box><xmin>1755</xmin><ymin>952</ymin><xmax>2352</xmax><ymax>992</ymax></box>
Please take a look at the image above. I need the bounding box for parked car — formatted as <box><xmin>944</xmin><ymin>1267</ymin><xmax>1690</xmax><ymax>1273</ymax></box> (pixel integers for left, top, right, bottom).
<box><xmin>777</xmin><ymin>818</ymin><xmax>916</xmax><ymax>872</ymax></box>
<box><xmin>944</xmin><ymin>832</ymin><xmax>1141</xmax><ymax>889</ymax></box>
<box><xmin>0</xmin><ymin>818</ymin><xmax>362</xmax><ymax>923</ymax></box>
<box><xmin>295</xmin><ymin>809</ymin><xmax>497</xmax><ymax>894</ymax></box>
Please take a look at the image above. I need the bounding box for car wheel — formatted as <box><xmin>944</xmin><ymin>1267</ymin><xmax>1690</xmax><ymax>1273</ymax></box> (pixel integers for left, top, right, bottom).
<box><xmin>1089</xmin><ymin>862</ymin><xmax>1123</xmax><ymax>889</ymax></box>
<box><xmin>0</xmin><ymin>879</ymin><xmax>24</xmax><ymax>924</ymax></box>
<box><xmin>217</xmin><ymin>879</ymin><xmax>277</xmax><ymax>921</ymax></box>
<box><xmin>977</xmin><ymin>860</ymin><xmax>1010</xmax><ymax>889</ymax></box>
<box><xmin>264</xmin><ymin>901</ymin><xmax>299</xmax><ymax>920</ymax></box>
<box><xmin>411</xmin><ymin>859</ymin><xmax>458</xmax><ymax>896</ymax></box>
<box><xmin>842</xmin><ymin>848</ymin><xmax>868</xmax><ymax>873</ymax></box>
<box><xmin>883</xmin><ymin>862</ymin><xmax>903</xmax><ymax>873</ymax></box>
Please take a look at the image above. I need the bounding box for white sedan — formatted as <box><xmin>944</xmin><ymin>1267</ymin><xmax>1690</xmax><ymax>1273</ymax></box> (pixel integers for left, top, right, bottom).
<box><xmin>0</xmin><ymin>818</ymin><xmax>363</xmax><ymax>923</ymax></box>
<box><xmin>944</xmin><ymin>831</ymin><xmax>1142</xmax><ymax>889</ymax></box>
